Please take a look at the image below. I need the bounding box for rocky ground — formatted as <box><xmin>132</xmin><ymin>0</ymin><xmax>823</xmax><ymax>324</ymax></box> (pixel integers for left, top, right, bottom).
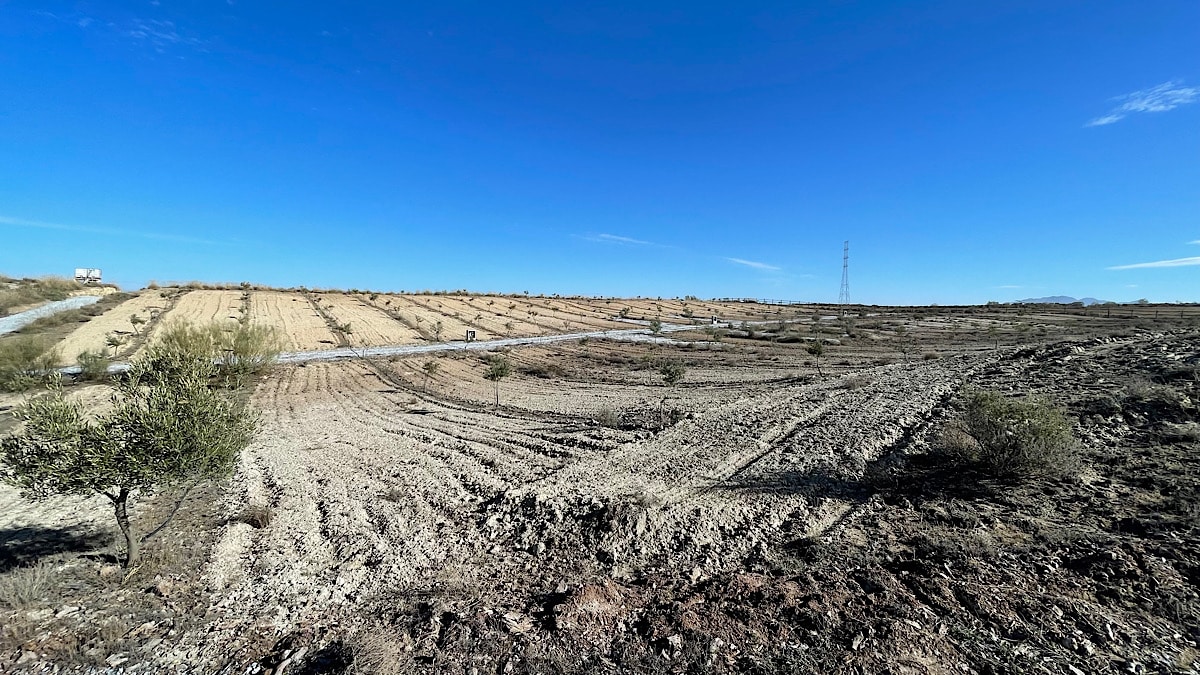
<box><xmin>0</xmin><ymin>311</ymin><xmax>1197</xmax><ymax>674</ymax></box>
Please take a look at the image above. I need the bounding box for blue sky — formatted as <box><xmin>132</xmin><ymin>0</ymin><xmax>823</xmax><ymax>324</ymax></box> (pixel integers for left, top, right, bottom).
<box><xmin>1</xmin><ymin>1</ymin><xmax>1197</xmax><ymax>303</ymax></box>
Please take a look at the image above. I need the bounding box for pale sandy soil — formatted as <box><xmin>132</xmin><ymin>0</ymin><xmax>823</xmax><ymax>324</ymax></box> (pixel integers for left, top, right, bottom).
<box><xmin>158</xmin><ymin>290</ymin><xmax>243</xmax><ymax>329</ymax></box>
<box><xmin>250</xmin><ymin>291</ymin><xmax>336</xmax><ymax>351</ymax></box>
<box><xmin>519</xmin><ymin>298</ymin><xmax>625</xmax><ymax>332</ymax></box>
<box><xmin>384</xmin><ymin>295</ymin><xmax>486</xmax><ymax>342</ymax></box>
<box><xmin>53</xmin><ymin>292</ymin><xmax>170</xmax><ymax>365</ymax></box>
<box><xmin>166</xmin><ymin>345</ymin><xmax>978</xmax><ymax>667</ymax></box>
<box><xmin>316</xmin><ymin>294</ymin><xmax>422</xmax><ymax>347</ymax></box>
<box><xmin>418</xmin><ymin>296</ymin><xmax>538</xmax><ymax>339</ymax></box>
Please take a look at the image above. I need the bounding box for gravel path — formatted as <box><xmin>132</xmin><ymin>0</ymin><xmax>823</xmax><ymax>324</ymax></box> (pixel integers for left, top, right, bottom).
<box><xmin>0</xmin><ymin>295</ymin><xmax>101</xmax><ymax>335</ymax></box>
<box><xmin>64</xmin><ymin>323</ymin><xmax>706</xmax><ymax>375</ymax></box>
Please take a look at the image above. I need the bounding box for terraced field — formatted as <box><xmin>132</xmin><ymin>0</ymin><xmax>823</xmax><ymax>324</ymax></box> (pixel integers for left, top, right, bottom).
<box><xmin>248</xmin><ymin>291</ymin><xmax>336</xmax><ymax>351</ymax></box>
<box><xmin>52</xmin><ymin>291</ymin><xmax>171</xmax><ymax>364</ymax></box>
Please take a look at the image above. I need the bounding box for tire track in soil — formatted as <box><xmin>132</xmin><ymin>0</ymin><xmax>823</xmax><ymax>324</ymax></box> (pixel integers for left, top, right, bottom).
<box><xmin>192</xmin><ymin>360</ymin><xmax>502</xmax><ymax>669</ymax></box>
<box><xmin>187</xmin><ymin>350</ymin><xmax>988</xmax><ymax>668</ymax></box>
<box><xmin>478</xmin><ymin>356</ymin><xmax>985</xmax><ymax>576</ymax></box>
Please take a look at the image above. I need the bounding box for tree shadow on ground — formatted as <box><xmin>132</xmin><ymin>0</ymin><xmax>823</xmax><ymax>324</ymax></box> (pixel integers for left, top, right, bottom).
<box><xmin>0</xmin><ymin>526</ymin><xmax>111</xmax><ymax>572</ymax></box>
<box><xmin>723</xmin><ymin>452</ymin><xmax>1006</xmax><ymax>506</ymax></box>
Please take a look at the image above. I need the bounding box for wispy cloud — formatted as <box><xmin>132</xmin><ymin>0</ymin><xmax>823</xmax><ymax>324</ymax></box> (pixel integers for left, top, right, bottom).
<box><xmin>124</xmin><ymin>18</ymin><xmax>206</xmax><ymax>51</ymax></box>
<box><xmin>1190</xmin><ymin>240</ymin><xmax>1200</xmax><ymax>245</ymax></box>
<box><xmin>996</xmin><ymin>284</ymin><xmax>1023</xmax><ymax>289</ymax></box>
<box><xmin>0</xmin><ymin>215</ymin><xmax>220</xmax><ymax>246</ymax></box>
<box><xmin>726</xmin><ymin>257</ymin><xmax>781</xmax><ymax>272</ymax></box>
<box><xmin>1108</xmin><ymin>256</ymin><xmax>1200</xmax><ymax>270</ymax></box>
<box><xmin>1086</xmin><ymin>81</ymin><xmax>1200</xmax><ymax>127</ymax></box>
<box><xmin>590</xmin><ymin>233</ymin><xmax>652</xmax><ymax>246</ymax></box>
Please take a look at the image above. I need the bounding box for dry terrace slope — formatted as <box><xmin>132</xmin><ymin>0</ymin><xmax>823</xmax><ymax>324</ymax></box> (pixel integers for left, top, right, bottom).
<box><xmin>414</xmin><ymin>296</ymin><xmax>540</xmax><ymax>339</ymax></box>
<box><xmin>385</xmin><ymin>295</ymin><xmax>489</xmax><ymax>342</ymax></box>
<box><xmin>318</xmin><ymin>294</ymin><xmax>423</xmax><ymax>347</ymax></box>
<box><xmin>52</xmin><ymin>291</ymin><xmax>170</xmax><ymax>365</ymax></box>
<box><xmin>249</xmin><ymin>291</ymin><xmax>337</xmax><ymax>351</ymax></box>
<box><xmin>159</xmin><ymin>290</ymin><xmax>243</xmax><ymax>328</ymax></box>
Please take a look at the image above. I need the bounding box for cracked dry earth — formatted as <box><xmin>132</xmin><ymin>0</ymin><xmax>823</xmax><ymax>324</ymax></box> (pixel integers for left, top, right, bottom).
<box><xmin>162</xmin><ymin>350</ymin><xmax>980</xmax><ymax>671</ymax></box>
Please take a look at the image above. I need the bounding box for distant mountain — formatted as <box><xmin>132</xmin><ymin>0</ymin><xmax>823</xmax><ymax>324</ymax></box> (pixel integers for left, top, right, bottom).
<box><xmin>1016</xmin><ymin>296</ymin><xmax>1110</xmax><ymax>306</ymax></box>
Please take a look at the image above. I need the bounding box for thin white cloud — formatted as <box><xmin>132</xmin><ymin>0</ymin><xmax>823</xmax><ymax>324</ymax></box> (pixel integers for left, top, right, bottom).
<box><xmin>593</xmin><ymin>233</ymin><xmax>652</xmax><ymax>245</ymax></box>
<box><xmin>1108</xmin><ymin>256</ymin><xmax>1200</xmax><ymax>270</ymax></box>
<box><xmin>1190</xmin><ymin>240</ymin><xmax>1200</xmax><ymax>245</ymax></box>
<box><xmin>1086</xmin><ymin>81</ymin><xmax>1200</xmax><ymax>127</ymax></box>
<box><xmin>996</xmin><ymin>285</ymin><xmax>1023</xmax><ymax>289</ymax></box>
<box><xmin>0</xmin><ymin>215</ymin><xmax>220</xmax><ymax>246</ymax></box>
<box><xmin>125</xmin><ymin>19</ymin><xmax>206</xmax><ymax>50</ymax></box>
<box><xmin>727</xmin><ymin>257</ymin><xmax>781</xmax><ymax>272</ymax></box>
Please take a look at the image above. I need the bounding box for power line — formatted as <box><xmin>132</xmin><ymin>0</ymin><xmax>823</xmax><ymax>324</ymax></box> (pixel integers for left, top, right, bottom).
<box><xmin>838</xmin><ymin>240</ymin><xmax>850</xmax><ymax>314</ymax></box>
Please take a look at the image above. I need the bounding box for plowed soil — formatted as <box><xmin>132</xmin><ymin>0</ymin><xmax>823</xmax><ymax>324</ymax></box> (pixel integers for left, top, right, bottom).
<box><xmin>319</xmin><ymin>295</ymin><xmax>422</xmax><ymax>347</ymax></box>
<box><xmin>159</xmin><ymin>290</ymin><xmax>243</xmax><ymax>328</ymax></box>
<box><xmin>52</xmin><ymin>292</ymin><xmax>170</xmax><ymax>365</ymax></box>
<box><xmin>2</xmin><ymin>300</ymin><xmax>1198</xmax><ymax>674</ymax></box>
<box><xmin>250</xmin><ymin>291</ymin><xmax>337</xmax><ymax>351</ymax></box>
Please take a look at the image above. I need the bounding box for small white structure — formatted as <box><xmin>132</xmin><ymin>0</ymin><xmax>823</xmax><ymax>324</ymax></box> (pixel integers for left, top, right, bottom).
<box><xmin>74</xmin><ymin>268</ymin><xmax>102</xmax><ymax>285</ymax></box>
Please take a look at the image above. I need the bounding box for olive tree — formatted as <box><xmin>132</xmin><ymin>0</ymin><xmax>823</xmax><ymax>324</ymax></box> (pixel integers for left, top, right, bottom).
<box><xmin>0</xmin><ymin>344</ymin><xmax>256</xmax><ymax>568</ymax></box>
<box><xmin>483</xmin><ymin>355</ymin><xmax>512</xmax><ymax>406</ymax></box>
<box><xmin>421</xmin><ymin>359</ymin><xmax>440</xmax><ymax>392</ymax></box>
<box><xmin>657</xmin><ymin>359</ymin><xmax>687</xmax><ymax>425</ymax></box>
<box><xmin>806</xmin><ymin>338</ymin><xmax>826</xmax><ymax>376</ymax></box>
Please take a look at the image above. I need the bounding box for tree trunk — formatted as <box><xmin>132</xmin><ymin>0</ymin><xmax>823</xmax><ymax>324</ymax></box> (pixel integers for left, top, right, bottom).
<box><xmin>111</xmin><ymin>488</ymin><xmax>138</xmax><ymax>568</ymax></box>
<box><xmin>494</xmin><ymin>381</ymin><xmax>500</xmax><ymax>406</ymax></box>
<box><xmin>815</xmin><ymin>357</ymin><xmax>823</xmax><ymax>377</ymax></box>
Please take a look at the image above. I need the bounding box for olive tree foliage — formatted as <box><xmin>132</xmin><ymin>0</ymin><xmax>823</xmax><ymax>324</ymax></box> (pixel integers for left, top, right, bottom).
<box><xmin>0</xmin><ymin>342</ymin><xmax>257</xmax><ymax>568</ymax></box>
<box><xmin>483</xmin><ymin>355</ymin><xmax>512</xmax><ymax>406</ymax></box>
<box><xmin>806</xmin><ymin>339</ymin><xmax>826</xmax><ymax>376</ymax></box>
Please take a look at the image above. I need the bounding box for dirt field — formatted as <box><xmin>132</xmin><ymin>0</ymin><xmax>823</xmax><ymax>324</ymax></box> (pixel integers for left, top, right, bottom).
<box><xmin>249</xmin><ymin>291</ymin><xmax>337</xmax><ymax>351</ymax></box>
<box><xmin>51</xmin><ymin>292</ymin><xmax>171</xmax><ymax>365</ymax></box>
<box><xmin>318</xmin><ymin>294</ymin><xmax>422</xmax><ymax>347</ymax></box>
<box><xmin>158</xmin><ymin>290</ymin><xmax>243</xmax><ymax>329</ymax></box>
<box><xmin>2</xmin><ymin>297</ymin><xmax>1198</xmax><ymax>673</ymax></box>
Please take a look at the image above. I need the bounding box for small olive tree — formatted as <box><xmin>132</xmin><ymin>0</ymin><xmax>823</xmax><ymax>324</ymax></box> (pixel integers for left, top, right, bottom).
<box><xmin>806</xmin><ymin>338</ymin><xmax>826</xmax><ymax>376</ymax></box>
<box><xmin>659</xmin><ymin>359</ymin><xmax>686</xmax><ymax>387</ymax></box>
<box><xmin>483</xmin><ymin>355</ymin><xmax>512</xmax><ymax>406</ymax></box>
<box><xmin>421</xmin><ymin>359</ymin><xmax>440</xmax><ymax>392</ymax></box>
<box><xmin>657</xmin><ymin>359</ymin><xmax>686</xmax><ymax>425</ymax></box>
<box><xmin>0</xmin><ymin>343</ymin><xmax>257</xmax><ymax>568</ymax></box>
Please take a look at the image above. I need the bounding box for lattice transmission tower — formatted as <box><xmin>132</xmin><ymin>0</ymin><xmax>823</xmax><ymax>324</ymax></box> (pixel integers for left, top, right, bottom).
<box><xmin>838</xmin><ymin>241</ymin><xmax>850</xmax><ymax>314</ymax></box>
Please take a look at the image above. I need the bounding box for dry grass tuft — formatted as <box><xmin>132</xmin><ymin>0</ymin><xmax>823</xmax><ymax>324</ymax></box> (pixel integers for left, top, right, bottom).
<box><xmin>0</xmin><ymin>560</ymin><xmax>58</xmax><ymax>609</ymax></box>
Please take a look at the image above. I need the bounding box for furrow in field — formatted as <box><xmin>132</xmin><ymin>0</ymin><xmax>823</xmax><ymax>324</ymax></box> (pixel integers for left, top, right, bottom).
<box><xmin>324</xmin><ymin>363</ymin><xmax>573</xmax><ymax>483</ymax></box>
<box><xmin>249</xmin><ymin>291</ymin><xmax>337</xmax><ymax>351</ymax></box>
<box><xmin>483</xmin><ymin>357</ymin><xmax>977</xmax><ymax>576</ymax></box>
<box><xmin>53</xmin><ymin>291</ymin><xmax>170</xmax><ymax>365</ymax></box>
<box><xmin>421</xmin><ymin>296</ymin><xmax>538</xmax><ymax>339</ymax></box>
<box><xmin>203</xmin><ymin>359</ymin><xmax>504</xmax><ymax>656</ymax></box>
<box><xmin>319</xmin><ymin>294</ymin><xmax>421</xmax><ymax>347</ymax></box>
<box><xmin>160</xmin><ymin>290</ymin><xmax>243</xmax><ymax>328</ymax></box>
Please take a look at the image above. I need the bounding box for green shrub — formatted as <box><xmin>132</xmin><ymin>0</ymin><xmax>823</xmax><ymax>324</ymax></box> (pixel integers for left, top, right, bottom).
<box><xmin>943</xmin><ymin>390</ymin><xmax>1078</xmax><ymax>478</ymax></box>
<box><xmin>76</xmin><ymin>349</ymin><xmax>112</xmax><ymax>382</ymax></box>
<box><xmin>658</xmin><ymin>359</ymin><xmax>686</xmax><ymax>386</ymax></box>
<box><xmin>153</xmin><ymin>321</ymin><xmax>283</xmax><ymax>381</ymax></box>
<box><xmin>0</xmin><ymin>337</ymin><xmax>60</xmax><ymax>392</ymax></box>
